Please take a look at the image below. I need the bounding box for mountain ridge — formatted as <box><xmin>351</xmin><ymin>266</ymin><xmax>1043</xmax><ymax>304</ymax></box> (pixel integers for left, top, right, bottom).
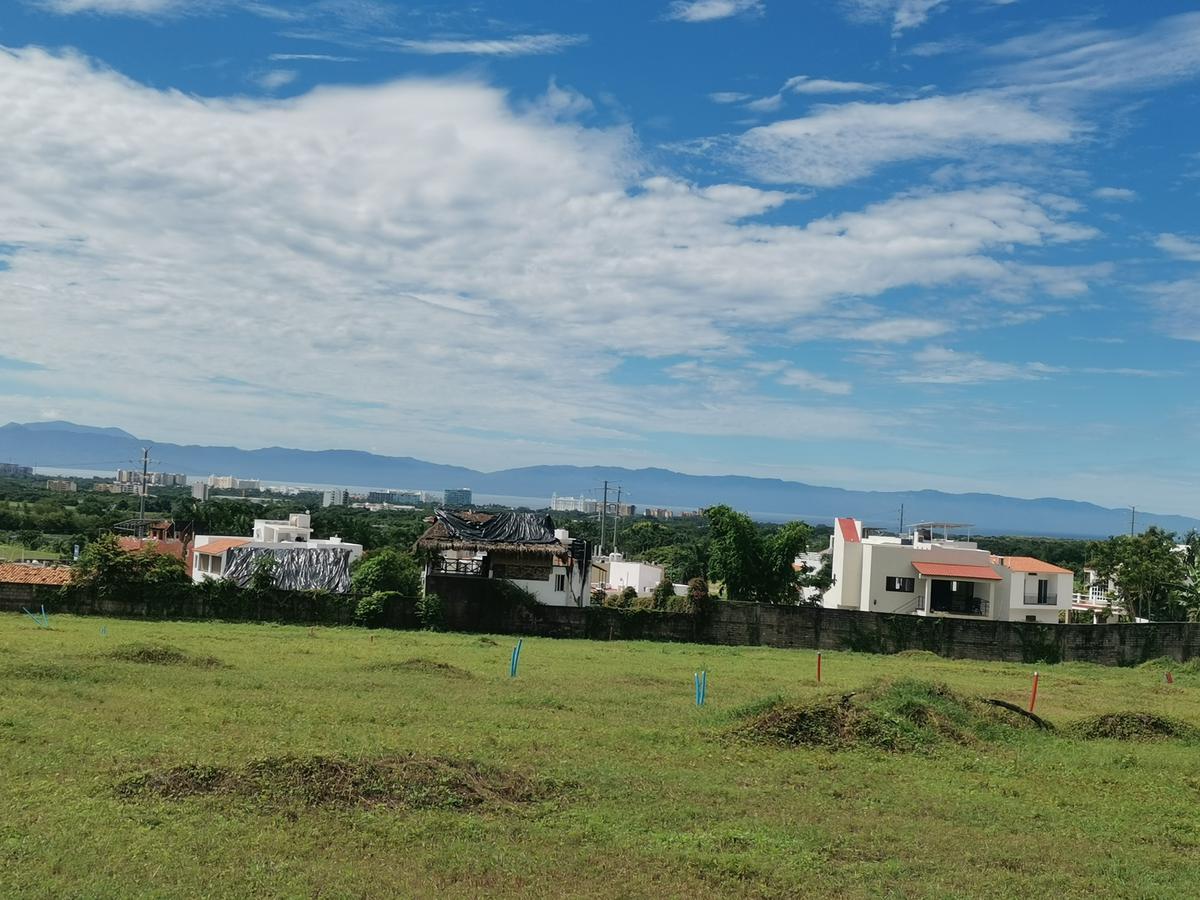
<box><xmin>1</xmin><ymin>421</ymin><xmax>1194</xmax><ymax>539</ymax></box>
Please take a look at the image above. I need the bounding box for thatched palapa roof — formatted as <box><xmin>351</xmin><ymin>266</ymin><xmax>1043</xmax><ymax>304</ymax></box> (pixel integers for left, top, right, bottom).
<box><xmin>415</xmin><ymin>510</ymin><xmax>568</xmax><ymax>556</ymax></box>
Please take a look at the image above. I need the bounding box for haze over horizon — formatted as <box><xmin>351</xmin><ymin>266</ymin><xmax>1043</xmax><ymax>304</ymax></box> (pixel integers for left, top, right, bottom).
<box><xmin>2</xmin><ymin>1</ymin><xmax>1199</xmax><ymax>514</ymax></box>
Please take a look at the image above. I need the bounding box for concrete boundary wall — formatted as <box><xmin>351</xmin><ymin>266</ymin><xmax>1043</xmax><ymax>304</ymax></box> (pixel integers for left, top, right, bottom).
<box><xmin>4</xmin><ymin>577</ymin><xmax>1200</xmax><ymax>666</ymax></box>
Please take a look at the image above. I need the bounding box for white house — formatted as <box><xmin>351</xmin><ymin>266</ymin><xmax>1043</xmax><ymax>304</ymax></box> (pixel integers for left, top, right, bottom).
<box><xmin>605</xmin><ymin>552</ymin><xmax>666</xmax><ymax>595</ymax></box>
<box><xmin>825</xmin><ymin>518</ymin><xmax>1072</xmax><ymax>624</ymax></box>
<box><xmin>192</xmin><ymin>513</ymin><xmax>364</xmax><ymax>593</ymax></box>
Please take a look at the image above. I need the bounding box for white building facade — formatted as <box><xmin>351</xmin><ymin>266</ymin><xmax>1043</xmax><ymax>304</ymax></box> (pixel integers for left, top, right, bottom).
<box><xmin>604</xmin><ymin>553</ymin><xmax>666</xmax><ymax>595</ymax></box>
<box><xmin>825</xmin><ymin>518</ymin><xmax>1072</xmax><ymax>624</ymax></box>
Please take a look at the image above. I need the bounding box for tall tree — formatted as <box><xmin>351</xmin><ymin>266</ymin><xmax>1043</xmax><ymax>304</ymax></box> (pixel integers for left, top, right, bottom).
<box><xmin>1091</xmin><ymin>527</ymin><xmax>1186</xmax><ymax>621</ymax></box>
<box><xmin>705</xmin><ymin>506</ymin><xmax>809</xmax><ymax>604</ymax></box>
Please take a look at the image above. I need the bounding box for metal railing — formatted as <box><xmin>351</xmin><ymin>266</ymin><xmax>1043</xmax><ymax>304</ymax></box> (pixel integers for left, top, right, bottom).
<box><xmin>431</xmin><ymin>558</ymin><xmax>484</xmax><ymax>577</ymax></box>
<box><xmin>1024</xmin><ymin>594</ymin><xmax>1058</xmax><ymax>606</ymax></box>
<box><xmin>931</xmin><ymin>596</ymin><xmax>989</xmax><ymax>617</ymax></box>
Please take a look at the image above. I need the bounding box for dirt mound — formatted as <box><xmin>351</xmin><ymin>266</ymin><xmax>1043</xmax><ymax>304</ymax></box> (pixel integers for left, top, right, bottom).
<box><xmin>370</xmin><ymin>658</ymin><xmax>474</xmax><ymax>678</ymax></box>
<box><xmin>735</xmin><ymin>679</ymin><xmax>1045</xmax><ymax>753</ymax></box>
<box><xmin>105</xmin><ymin>643</ymin><xmax>223</xmax><ymax>668</ymax></box>
<box><xmin>116</xmin><ymin>753</ymin><xmax>552</xmax><ymax>811</ymax></box>
<box><xmin>5</xmin><ymin>662</ymin><xmax>90</xmax><ymax>682</ymax></box>
<box><xmin>1065</xmin><ymin>713</ymin><xmax>1199</xmax><ymax>742</ymax></box>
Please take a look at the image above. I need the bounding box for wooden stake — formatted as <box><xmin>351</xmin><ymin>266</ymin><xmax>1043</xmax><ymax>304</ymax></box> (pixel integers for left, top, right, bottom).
<box><xmin>1028</xmin><ymin>671</ymin><xmax>1039</xmax><ymax>713</ymax></box>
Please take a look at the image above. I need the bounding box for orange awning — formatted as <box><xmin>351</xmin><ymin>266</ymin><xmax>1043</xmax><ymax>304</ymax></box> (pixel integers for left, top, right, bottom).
<box><xmin>912</xmin><ymin>561</ymin><xmax>1002</xmax><ymax>581</ymax></box>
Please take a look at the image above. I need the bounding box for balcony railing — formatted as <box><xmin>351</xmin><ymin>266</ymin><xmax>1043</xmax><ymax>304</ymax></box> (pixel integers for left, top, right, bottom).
<box><xmin>930</xmin><ymin>596</ymin><xmax>989</xmax><ymax>617</ymax></box>
<box><xmin>431</xmin><ymin>557</ymin><xmax>484</xmax><ymax>577</ymax></box>
<box><xmin>1024</xmin><ymin>594</ymin><xmax>1058</xmax><ymax>606</ymax></box>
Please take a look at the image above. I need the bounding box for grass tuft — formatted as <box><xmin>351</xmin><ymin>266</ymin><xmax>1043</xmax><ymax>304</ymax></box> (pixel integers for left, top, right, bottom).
<box><xmin>1065</xmin><ymin>712</ymin><xmax>1200</xmax><ymax>742</ymax></box>
<box><xmin>368</xmin><ymin>658</ymin><xmax>475</xmax><ymax>678</ymax></box>
<box><xmin>734</xmin><ymin>679</ymin><xmax>1045</xmax><ymax>752</ymax></box>
<box><xmin>115</xmin><ymin>753</ymin><xmax>555</xmax><ymax>811</ymax></box>
<box><xmin>104</xmin><ymin>642</ymin><xmax>223</xmax><ymax>668</ymax></box>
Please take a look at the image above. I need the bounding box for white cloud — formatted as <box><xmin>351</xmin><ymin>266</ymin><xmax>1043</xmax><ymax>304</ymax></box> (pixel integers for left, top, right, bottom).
<box><xmin>851</xmin><ymin>318</ymin><xmax>951</xmax><ymax>342</ymax></box>
<box><xmin>389</xmin><ymin>34</ymin><xmax>587</xmax><ymax>56</ymax></box>
<box><xmin>724</xmin><ymin>93</ymin><xmax>1076</xmax><ymax>186</ymax></box>
<box><xmin>33</xmin><ymin>0</ymin><xmax>184</xmax><ymax>12</ymax></box>
<box><xmin>744</xmin><ymin>94</ymin><xmax>783</xmax><ymax>113</ymax></box>
<box><xmin>991</xmin><ymin>12</ymin><xmax>1200</xmax><ymax>94</ymax></box>
<box><xmin>0</xmin><ymin>47</ymin><xmax>1097</xmax><ymax>461</ymax></box>
<box><xmin>900</xmin><ymin>346</ymin><xmax>1058</xmax><ymax>384</ymax></box>
<box><xmin>840</xmin><ymin>0</ymin><xmax>950</xmax><ymax>37</ymax></box>
<box><xmin>666</xmin><ymin>0</ymin><xmax>763</xmax><ymax>23</ymax></box>
<box><xmin>783</xmin><ymin>75</ymin><xmax>879</xmax><ymax>95</ymax></box>
<box><xmin>253</xmin><ymin>69</ymin><xmax>297</xmax><ymax>91</ymax></box>
<box><xmin>1156</xmin><ymin>233</ymin><xmax>1200</xmax><ymax>263</ymax></box>
<box><xmin>1091</xmin><ymin>187</ymin><xmax>1136</xmax><ymax>202</ymax></box>
<box><xmin>776</xmin><ymin>368</ymin><xmax>853</xmax><ymax>395</ymax></box>
<box><xmin>709</xmin><ymin>91</ymin><xmax>751</xmax><ymax>104</ymax></box>
<box><xmin>1145</xmin><ymin>280</ymin><xmax>1200</xmax><ymax>342</ymax></box>
<box><xmin>268</xmin><ymin>53</ymin><xmax>358</xmax><ymax>62</ymax></box>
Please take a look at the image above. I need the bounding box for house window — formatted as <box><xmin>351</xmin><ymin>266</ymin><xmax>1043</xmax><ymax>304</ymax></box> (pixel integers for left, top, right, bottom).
<box><xmin>886</xmin><ymin>576</ymin><xmax>915</xmax><ymax>592</ymax></box>
<box><xmin>554</xmin><ymin>574</ymin><xmax>566</xmax><ymax>592</ymax></box>
<box><xmin>1026</xmin><ymin>615</ymin><xmax>1037</xmax><ymax>623</ymax></box>
<box><xmin>1037</xmin><ymin>579</ymin><xmax>1050</xmax><ymax>604</ymax></box>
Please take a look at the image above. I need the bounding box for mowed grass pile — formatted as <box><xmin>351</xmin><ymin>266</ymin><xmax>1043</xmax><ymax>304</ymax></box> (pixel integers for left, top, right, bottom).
<box><xmin>3</xmin><ymin>616</ymin><xmax>1200</xmax><ymax>898</ymax></box>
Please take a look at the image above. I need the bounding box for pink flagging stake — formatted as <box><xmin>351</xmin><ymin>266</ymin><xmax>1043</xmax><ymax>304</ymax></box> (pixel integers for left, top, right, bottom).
<box><xmin>1029</xmin><ymin>671</ymin><xmax>1040</xmax><ymax>713</ymax></box>
<box><xmin>1167</xmin><ymin>671</ymin><xmax>1175</xmax><ymax>685</ymax></box>
<box><xmin>816</xmin><ymin>652</ymin><xmax>822</xmax><ymax>683</ymax></box>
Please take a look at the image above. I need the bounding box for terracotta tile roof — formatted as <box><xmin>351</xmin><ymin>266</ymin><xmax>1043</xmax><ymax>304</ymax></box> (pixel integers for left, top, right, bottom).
<box><xmin>837</xmin><ymin>518</ymin><xmax>860</xmax><ymax>543</ymax></box>
<box><xmin>193</xmin><ymin>538</ymin><xmax>250</xmax><ymax>557</ymax></box>
<box><xmin>997</xmin><ymin>556</ymin><xmax>1074</xmax><ymax>576</ymax></box>
<box><xmin>912</xmin><ymin>561</ymin><xmax>1002</xmax><ymax>581</ymax></box>
<box><xmin>0</xmin><ymin>563</ymin><xmax>73</xmax><ymax>586</ymax></box>
<box><xmin>118</xmin><ymin>537</ymin><xmax>188</xmax><ymax>561</ymax></box>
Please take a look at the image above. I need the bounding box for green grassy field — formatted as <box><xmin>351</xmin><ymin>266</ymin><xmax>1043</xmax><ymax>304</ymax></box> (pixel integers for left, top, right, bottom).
<box><xmin>3</xmin><ymin>613</ymin><xmax>1199</xmax><ymax>898</ymax></box>
<box><xmin>0</xmin><ymin>543</ymin><xmax>63</xmax><ymax>562</ymax></box>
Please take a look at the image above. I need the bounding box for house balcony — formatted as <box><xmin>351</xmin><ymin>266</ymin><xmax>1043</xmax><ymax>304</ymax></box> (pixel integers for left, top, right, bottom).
<box><xmin>930</xmin><ymin>595</ymin><xmax>990</xmax><ymax>617</ymax></box>
<box><xmin>1024</xmin><ymin>593</ymin><xmax>1058</xmax><ymax>606</ymax></box>
<box><xmin>431</xmin><ymin>557</ymin><xmax>485</xmax><ymax>577</ymax></box>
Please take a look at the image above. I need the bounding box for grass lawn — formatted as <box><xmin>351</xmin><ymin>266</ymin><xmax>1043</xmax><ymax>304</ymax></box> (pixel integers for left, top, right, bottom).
<box><xmin>0</xmin><ymin>543</ymin><xmax>63</xmax><ymax>562</ymax></box>
<box><xmin>2</xmin><ymin>614</ymin><xmax>1199</xmax><ymax>898</ymax></box>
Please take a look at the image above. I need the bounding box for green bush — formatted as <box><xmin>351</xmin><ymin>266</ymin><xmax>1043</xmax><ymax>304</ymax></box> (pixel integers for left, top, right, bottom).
<box><xmin>652</xmin><ymin>577</ymin><xmax>676</xmax><ymax>610</ymax></box>
<box><xmin>416</xmin><ymin>592</ymin><xmax>444</xmax><ymax>631</ymax></box>
<box><xmin>590</xmin><ymin>586</ymin><xmax>607</xmax><ymax>606</ymax></box>
<box><xmin>621</xmin><ymin>586</ymin><xmax>638</xmax><ymax>603</ymax></box>
<box><xmin>354</xmin><ymin>591</ymin><xmax>388</xmax><ymax>628</ymax></box>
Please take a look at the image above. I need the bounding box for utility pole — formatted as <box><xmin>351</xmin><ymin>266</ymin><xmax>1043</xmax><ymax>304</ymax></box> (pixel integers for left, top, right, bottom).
<box><xmin>138</xmin><ymin>447</ymin><xmax>150</xmax><ymax>537</ymax></box>
<box><xmin>1130</xmin><ymin>506</ymin><xmax>1136</xmax><ymax>537</ymax></box>
<box><xmin>898</xmin><ymin>503</ymin><xmax>905</xmax><ymax>536</ymax></box>
<box><xmin>599</xmin><ymin>480</ymin><xmax>608</xmax><ymax>557</ymax></box>
<box><xmin>613</xmin><ymin>486</ymin><xmax>623</xmax><ymax>553</ymax></box>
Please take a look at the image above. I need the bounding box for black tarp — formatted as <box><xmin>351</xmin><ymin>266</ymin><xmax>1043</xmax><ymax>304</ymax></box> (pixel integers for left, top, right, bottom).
<box><xmin>435</xmin><ymin>510</ymin><xmax>559</xmax><ymax>545</ymax></box>
<box><xmin>223</xmin><ymin>546</ymin><xmax>353</xmax><ymax>593</ymax></box>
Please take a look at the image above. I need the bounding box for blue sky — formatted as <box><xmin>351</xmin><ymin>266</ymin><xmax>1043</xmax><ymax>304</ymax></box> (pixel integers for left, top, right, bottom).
<box><xmin>1</xmin><ymin>1</ymin><xmax>1199</xmax><ymax>513</ymax></box>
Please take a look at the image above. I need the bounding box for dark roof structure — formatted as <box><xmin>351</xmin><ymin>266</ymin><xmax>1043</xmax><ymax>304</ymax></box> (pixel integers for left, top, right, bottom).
<box><xmin>415</xmin><ymin>510</ymin><xmax>567</xmax><ymax>556</ymax></box>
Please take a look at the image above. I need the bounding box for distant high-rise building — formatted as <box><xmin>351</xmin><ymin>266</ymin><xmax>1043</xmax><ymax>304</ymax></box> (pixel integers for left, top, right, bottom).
<box><xmin>323</xmin><ymin>488</ymin><xmax>349</xmax><ymax>508</ymax></box>
<box><xmin>46</xmin><ymin>479</ymin><xmax>77</xmax><ymax>493</ymax></box>
<box><xmin>551</xmin><ymin>495</ymin><xmax>599</xmax><ymax>514</ymax></box>
<box><xmin>443</xmin><ymin>488</ymin><xmax>473</xmax><ymax>508</ymax></box>
<box><xmin>0</xmin><ymin>463</ymin><xmax>34</xmax><ymax>478</ymax></box>
<box><xmin>192</xmin><ymin>483</ymin><xmax>210</xmax><ymax>501</ymax></box>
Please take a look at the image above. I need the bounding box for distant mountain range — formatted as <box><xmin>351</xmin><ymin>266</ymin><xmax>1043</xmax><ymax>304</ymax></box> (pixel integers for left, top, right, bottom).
<box><xmin>1</xmin><ymin>420</ymin><xmax>1196</xmax><ymax>539</ymax></box>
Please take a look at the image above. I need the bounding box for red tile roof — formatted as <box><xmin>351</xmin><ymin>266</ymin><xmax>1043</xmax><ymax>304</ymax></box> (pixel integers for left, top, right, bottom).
<box><xmin>996</xmin><ymin>556</ymin><xmax>1074</xmax><ymax>576</ymax></box>
<box><xmin>193</xmin><ymin>538</ymin><xmax>250</xmax><ymax>557</ymax></box>
<box><xmin>119</xmin><ymin>537</ymin><xmax>188</xmax><ymax>561</ymax></box>
<box><xmin>0</xmin><ymin>563</ymin><xmax>73</xmax><ymax>586</ymax></box>
<box><xmin>912</xmin><ymin>561</ymin><xmax>1002</xmax><ymax>581</ymax></box>
<box><xmin>837</xmin><ymin>518</ymin><xmax>860</xmax><ymax>543</ymax></box>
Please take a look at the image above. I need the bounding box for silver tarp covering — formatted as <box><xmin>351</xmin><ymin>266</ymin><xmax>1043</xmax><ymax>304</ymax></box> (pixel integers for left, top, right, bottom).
<box><xmin>223</xmin><ymin>546</ymin><xmax>353</xmax><ymax>593</ymax></box>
